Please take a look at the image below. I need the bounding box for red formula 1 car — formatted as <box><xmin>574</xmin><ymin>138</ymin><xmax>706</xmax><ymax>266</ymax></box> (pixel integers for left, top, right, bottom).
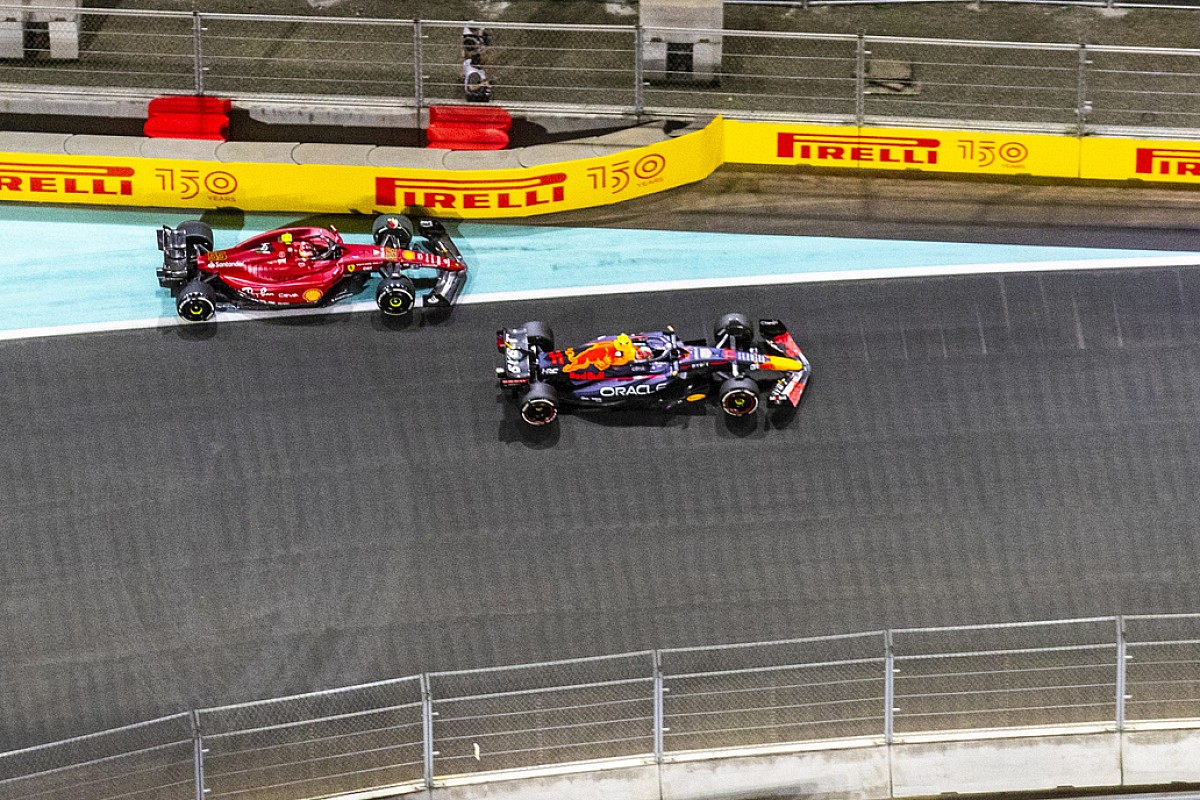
<box><xmin>156</xmin><ymin>214</ymin><xmax>468</xmax><ymax>322</ymax></box>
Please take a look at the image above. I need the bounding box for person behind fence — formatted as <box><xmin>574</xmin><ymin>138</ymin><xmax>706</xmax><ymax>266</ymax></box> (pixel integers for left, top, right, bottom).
<box><xmin>462</xmin><ymin>25</ymin><xmax>490</xmax><ymax>65</ymax></box>
<box><xmin>463</xmin><ymin>58</ymin><xmax>492</xmax><ymax>102</ymax></box>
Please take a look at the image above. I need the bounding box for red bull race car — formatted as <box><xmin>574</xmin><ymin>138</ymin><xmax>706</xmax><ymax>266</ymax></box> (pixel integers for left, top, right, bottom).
<box><xmin>156</xmin><ymin>214</ymin><xmax>468</xmax><ymax>322</ymax></box>
<box><xmin>497</xmin><ymin>314</ymin><xmax>811</xmax><ymax>426</ymax></box>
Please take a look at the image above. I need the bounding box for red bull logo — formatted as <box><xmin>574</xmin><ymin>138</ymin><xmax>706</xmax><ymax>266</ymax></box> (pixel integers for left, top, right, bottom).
<box><xmin>375</xmin><ymin>173</ymin><xmax>567</xmax><ymax>209</ymax></box>
<box><xmin>0</xmin><ymin>161</ymin><xmax>134</xmax><ymax>196</ymax></box>
<box><xmin>563</xmin><ymin>339</ymin><xmax>634</xmax><ymax>374</ymax></box>
<box><xmin>1135</xmin><ymin>148</ymin><xmax>1200</xmax><ymax>177</ymax></box>
<box><xmin>776</xmin><ymin>133</ymin><xmax>940</xmax><ymax>165</ymax></box>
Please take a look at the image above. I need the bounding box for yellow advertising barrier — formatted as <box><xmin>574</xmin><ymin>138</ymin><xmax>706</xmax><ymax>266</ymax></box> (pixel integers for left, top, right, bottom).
<box><xmin>0</xmin><ymin>118</ymin><xmax>724</xmax><ymax>217</ymax></box>
<box><xmin>723</xmin><ymin>120</ymin><xmax>1200</xmax><ymax>186</ymax></box>
<box><xmin>723</xmin><ymin>119</ymin><xmax>1080</xmax><ymax>178</ymax></box>
<box><xmin>1080</xmin><ymin>135</ymin><xmax>1200</xmax><ymax>185</ymax></box>
<box><xmin>1</xmin><ymin>116</ymin><xmax>1198</xmax><ymax>217</ymax></box>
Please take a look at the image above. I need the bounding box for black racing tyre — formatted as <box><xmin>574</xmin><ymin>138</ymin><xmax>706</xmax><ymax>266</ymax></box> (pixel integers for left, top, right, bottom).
<box><xmin>520</xmin><ymin>381</ymin><xmax>559</xmax><ymax>426</ymax></box>
<box><xmin>177</xmin><ymin>220</ymin><xmax>214</xmax><ymax>259</ymax></box>
<box><xmin>177</xmin><ymin>279</ymin><xmax>218</xmax><ymax>322</ymax></box>
<box><xmin>376</xmin><ymin>275</ymin><xmax>417</xmax><ymax>316</ymax></box>
<box><xmin>521</xmin><ymin>321</ymin><xmax>554</xmax><ymax>350</ymax></box>
<box><xmin>718</xmin><ymin>376</ymin><xmax>760</xmax><ymax>417</ymax></box>
<box><xmin>372</xmin><ymin>214</ymin><xmax>414</xmax><ymax>248</ymax></box>
<box><xmin>714</xmin><ymin>312</ymin><xmax>754</xmax><ymax>349</ymax></box>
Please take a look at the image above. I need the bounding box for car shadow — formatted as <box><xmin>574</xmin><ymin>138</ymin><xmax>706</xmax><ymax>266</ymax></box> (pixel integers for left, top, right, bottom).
<box><xmin>372</xmin><ymin>313</ymin><xmax>415</xmax><ymax>332</ymax></box>
<box><xmin>169</xmin><ymin>321</ymin><xmax>218</xmax><ymax>341</ymax></box>
<box><xmin>573</xmin><ymin>405</ymin><xmax>704</xmax><ymax>429</ymax></box>
<box><xmin>717</xmin><ymin>412</ymin><xmax>762</xmax><ymax>439</ymax></box>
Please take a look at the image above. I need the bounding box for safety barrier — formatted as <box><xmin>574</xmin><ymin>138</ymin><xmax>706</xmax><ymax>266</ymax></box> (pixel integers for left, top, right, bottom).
<box><xmin>4</xmin><ymin>7</ymin><xmax>1200</xmax><ymax>137</ymax></box>
<box><xmin>3</xmin><ymin>615</ymin><xmax>1200</xmax><ymax>800</ymax></box>
<box><xmin>2</xmin><ymin>116</ymin><xmax>1199</xmax><ymax>218</ymax></box>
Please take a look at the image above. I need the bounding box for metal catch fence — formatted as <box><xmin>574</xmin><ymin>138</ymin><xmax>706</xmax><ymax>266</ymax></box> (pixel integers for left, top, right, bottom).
<box><xmin>4</xmin><ymin>7</ymin><xmax>1200</xmax><ymax>135</ymax></box>
<box><xmin>4</xmin><ymin>614</ymin><xmax>1200</xmax><ymax>800</ymax></box>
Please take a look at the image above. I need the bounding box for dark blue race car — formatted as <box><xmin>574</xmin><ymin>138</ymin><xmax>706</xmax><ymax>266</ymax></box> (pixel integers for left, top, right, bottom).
<box><xmin>496</xmin><ymin>313</ymin><xmax>811</xmax><ymax>426</ymax></box>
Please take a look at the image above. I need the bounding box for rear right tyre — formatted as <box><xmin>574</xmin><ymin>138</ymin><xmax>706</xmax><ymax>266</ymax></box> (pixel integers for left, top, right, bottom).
<box><xmin>520</xmin><ymin>381</ymin><xmax>559</xmax><ymax>426</ymax></box>
<box><xmin>177</xmin><ymin>279</ymin><xmax>218</xmax><ymax>322</ymax></box>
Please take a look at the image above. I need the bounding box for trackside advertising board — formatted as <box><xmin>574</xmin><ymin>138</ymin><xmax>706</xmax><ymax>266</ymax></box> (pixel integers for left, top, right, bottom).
<box><xmin>0</xmin><ymin>119</ymin><xmax>723</xmax><ymax>217</ymax></box>
<box><xmin>1</xmin><ymin>118</ymin><xmax>1198</xmax><ymax>216</ymax></box>
<box><xmin>725</xmin><ymin>121</ymin><xmax>1079</xmax><ymax>178</ymax></box>
<box><xmin>724</xmin><ymin>120</ymin><xmax>1200</xmax><ymax>186</ymax></box>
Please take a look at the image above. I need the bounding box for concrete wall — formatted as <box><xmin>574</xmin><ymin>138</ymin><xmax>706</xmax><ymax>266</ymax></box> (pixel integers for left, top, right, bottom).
<box><xmin>411</xmin><ymin>729</ymin><xmax>1200</xmax><ymax>800</ymax></box>
<box><xmin>0</xmin><ymin>126</ymin><xmax>670</xmax><ymax>172</ymax></box>
<box><xmin>891</xmin><ymin>733</ymin><xmax>1121</xmax><ymax>796</ymax></box>
<box><xmin>661</xmin><ymin>746</ymin><xmax>889</xmax><ymax>800</ymax></box>
<box><xmin>1124</xmin><ymin>727</ymin><xmax>1200</xmax><ymax>785</ymax></box>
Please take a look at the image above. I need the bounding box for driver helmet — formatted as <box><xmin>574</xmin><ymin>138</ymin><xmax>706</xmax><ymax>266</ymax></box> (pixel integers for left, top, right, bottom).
<box><xmin>614</xmin><ymin>333</ymin><xmax>636</xmax><ymax>361</ymax></box>
<box><xmin>297</xmin><ymin>241</ymin><xmax>315</xmax><ymax>259</ymax></box>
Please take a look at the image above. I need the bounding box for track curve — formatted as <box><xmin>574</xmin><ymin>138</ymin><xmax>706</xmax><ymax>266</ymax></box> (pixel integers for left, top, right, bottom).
<box><xmin>4</xmin><ymin>171</ymin><xmax>1200</xmax><ymax>750</ymax></box>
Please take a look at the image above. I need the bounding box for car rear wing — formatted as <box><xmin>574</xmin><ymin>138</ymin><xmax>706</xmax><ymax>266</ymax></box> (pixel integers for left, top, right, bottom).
<box><xmin>760</xmin><ymin>319</ymin><xmax>811</xmax><ymax>407</ymax></box>
<box><xmin>156</xmin><ymin>225</ymin><xmax>192</xmax><ymax>288</ymax></box>
<box><xmin>495</xmin><ymin>328</ymin><xmax>533</xmax><ymax>387</ymax></box>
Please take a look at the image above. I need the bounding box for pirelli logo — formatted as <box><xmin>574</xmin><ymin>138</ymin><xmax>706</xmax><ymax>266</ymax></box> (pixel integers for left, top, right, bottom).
<box><xmin>1135</xmin><ymin>148</ymin><xmax>1200</xmax><ymax>177</ymax></box>
<box><xmin>376</xmin><ymin>173</ymin><xmax>567</xmax><ymax>210</ymax></box>
<box><xmin>0</xmin><ymin>162</ymin><xmax>134</xmax><ymax>196</ymax></box>
<box><xmin>776</xmin><ymin>133</ymin><xmax>940</xmax><ymax>165</ymax></box>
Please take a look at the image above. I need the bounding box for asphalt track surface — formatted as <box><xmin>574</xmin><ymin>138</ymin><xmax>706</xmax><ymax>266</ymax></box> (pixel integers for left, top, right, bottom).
<box><xmin>5</xmin><ymin>168</ymin><xmax>1200</xmax><ymax>750</ymax></box>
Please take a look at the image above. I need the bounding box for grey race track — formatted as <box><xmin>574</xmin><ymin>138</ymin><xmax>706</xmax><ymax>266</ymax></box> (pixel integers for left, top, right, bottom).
<box><xmin>4</xmin><ymin>168</ymin><xmax>1200</xmax><ymax>750</ymax></box>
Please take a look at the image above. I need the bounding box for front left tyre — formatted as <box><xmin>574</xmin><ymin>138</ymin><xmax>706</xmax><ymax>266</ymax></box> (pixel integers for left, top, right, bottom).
<box><xmin>372</xmin><ymin>214</ymin><xmax>414</xmax><ymax>249</ymax></box>
<box><xmin>718</xmin><ymin>376</ymin><xmax>759</xmax><ymax>417</ymax></box>
<box><xmin>177</xmin><ymin>279</ymin><xmax>218</xmax><ymax>322</ymax></box>
<box><xmin>520</xmin><ymin>381</ymin><xmax>559</xmax><ymax>426</ymax></box>
<box><xmin>714</xmin><ymin>312</ymin><xmax>754</xmax><ymax>350</ymax></box>
<box><xmin>376</xmin><ymin>275</ymin><xmax>417</xmax><ymax>316</ymax></box>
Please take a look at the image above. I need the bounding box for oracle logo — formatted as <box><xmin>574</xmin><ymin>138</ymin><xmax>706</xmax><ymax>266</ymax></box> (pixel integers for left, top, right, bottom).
<box><xmin>375</xmin><ymin>173</ymin><xmax>567</xmax><ymax>209</ymax></box>
<box><xmin>1135</xmin><ymin>148</ymin><xmax>1200</xmax><ymax>177</ymax></box>
<box><xmin>0</xmin><ymin>162</ymin><xmax>134</xmax><ymax>196</ymax></box>
<box><xmin>776</xmin><ymin>133</ymin><xmax>940</xmax><ymax>165</ymax></box>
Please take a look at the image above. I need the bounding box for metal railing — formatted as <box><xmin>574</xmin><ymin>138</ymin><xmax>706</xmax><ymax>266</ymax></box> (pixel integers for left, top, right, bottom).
<box><xmin>729</xmin><ymin>0</ymin><xmax>1200</xmax><ymax>8</ymax></box>
<box><xmin>3</xmin><ymin>7</ymin><xmax>1200</xmax><ymax>135</ymax></box>
<box><xmin>3</xmin><ymin>614</ymin><xmax>1200</xmax><ymax>800</ymax></box>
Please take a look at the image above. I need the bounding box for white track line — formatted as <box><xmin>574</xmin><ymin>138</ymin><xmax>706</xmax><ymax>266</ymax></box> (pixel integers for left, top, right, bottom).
<box><xmin>2</xmin><ymin>254</ymin><xmax>1198</xmax><ymax>343</ymax></box>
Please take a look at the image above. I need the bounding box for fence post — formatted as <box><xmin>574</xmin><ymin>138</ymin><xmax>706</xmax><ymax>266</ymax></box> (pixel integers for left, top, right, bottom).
<box><xmin>421</xmin><ymin>673</ymin><xmax>435</xmax><ymax>789</ymax></box>
<box><xmin>190</xmin><ymin>710</ymin><xmax>206</xmax><ymax>800</ymax></box>
<box><xmin>413</xmin><ymin>19</ymin><xmax>425</xmax><ymax>146</ymax></box>
<box><xmin>192</xmin><ymin>12</ymin><xmax>205</xmax><ymax>96</ymax></box>
<box><xmin>855</xmin><ymin>35</ymin><xmax>867</xmax><ymax>127</ymax></box>
<box><xmin>1076</xmin><ymin>43</ymin><xmax>1091</xmax><ymax>137</ymax></box>
<box><xmin>1116</xmin><ymin>615</ymin><xmax>1127</xmax><ymax>731</ymax></box>
<box><xmin>884</xmin><ymin>630</ymin><xmax>895</xmax><ymax>744</ymax></box>
<box><xmin>634</xmin><ymin>25</ymin><xmax>645</xmax><ymax>122</ymax></box>
<box><xmin>653</xmin><ymin>650</ymin><xmax>665</xmax><ymax>763</ymax></box>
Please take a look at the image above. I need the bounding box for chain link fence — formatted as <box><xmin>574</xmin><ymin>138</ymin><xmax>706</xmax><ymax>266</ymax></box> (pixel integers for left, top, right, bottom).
<box><xmin>892</xmin><ymin>618</ymin><xmax>1119</xmax><ymax>735</ymax></box>
<box><xmin>197</xmin><ymin>677</ymin><xmax>424</xmax><ymax>800</ymax></box>
<box><xmin>0</xmin><ymin>713</ymin><xmax>194</xmax><ymax>800</ymax></box>
<box><xmin>661</xmin><ymin>631</ymin><xmax>886</xmax><ymax>753</ymax></box>
<box><xmin>429</xmin><ymin>651</ymin><xmax>656</xmax><ymax>777</ymax></box>
<box><xmin>4</xmin><ymin>6</ymin><xmax>1200</xmax><ymax>134</ymax></box>
<box><xmin>4</xmin><ymin>615</ymin><xmax>1200</xmax><ymax>800</ymax></box>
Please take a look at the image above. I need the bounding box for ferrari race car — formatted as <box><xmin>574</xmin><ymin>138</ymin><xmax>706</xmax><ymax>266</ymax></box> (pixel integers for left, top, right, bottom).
<box><xmin>496</xmin><ymin>314</ymin><xmax>811</xmax><ymax>426</ymax></box>
<box><xmin>156</xmin><ymin>214</ymin><xmax>468</xmax><ymax>322</ymax></box>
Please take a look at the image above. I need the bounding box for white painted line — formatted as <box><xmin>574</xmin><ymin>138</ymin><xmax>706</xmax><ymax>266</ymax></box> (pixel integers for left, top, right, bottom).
<box><xmin>2</xmin><ymin>254</ymin><xmax>1199</xmax><ymax>343</ymax></box>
